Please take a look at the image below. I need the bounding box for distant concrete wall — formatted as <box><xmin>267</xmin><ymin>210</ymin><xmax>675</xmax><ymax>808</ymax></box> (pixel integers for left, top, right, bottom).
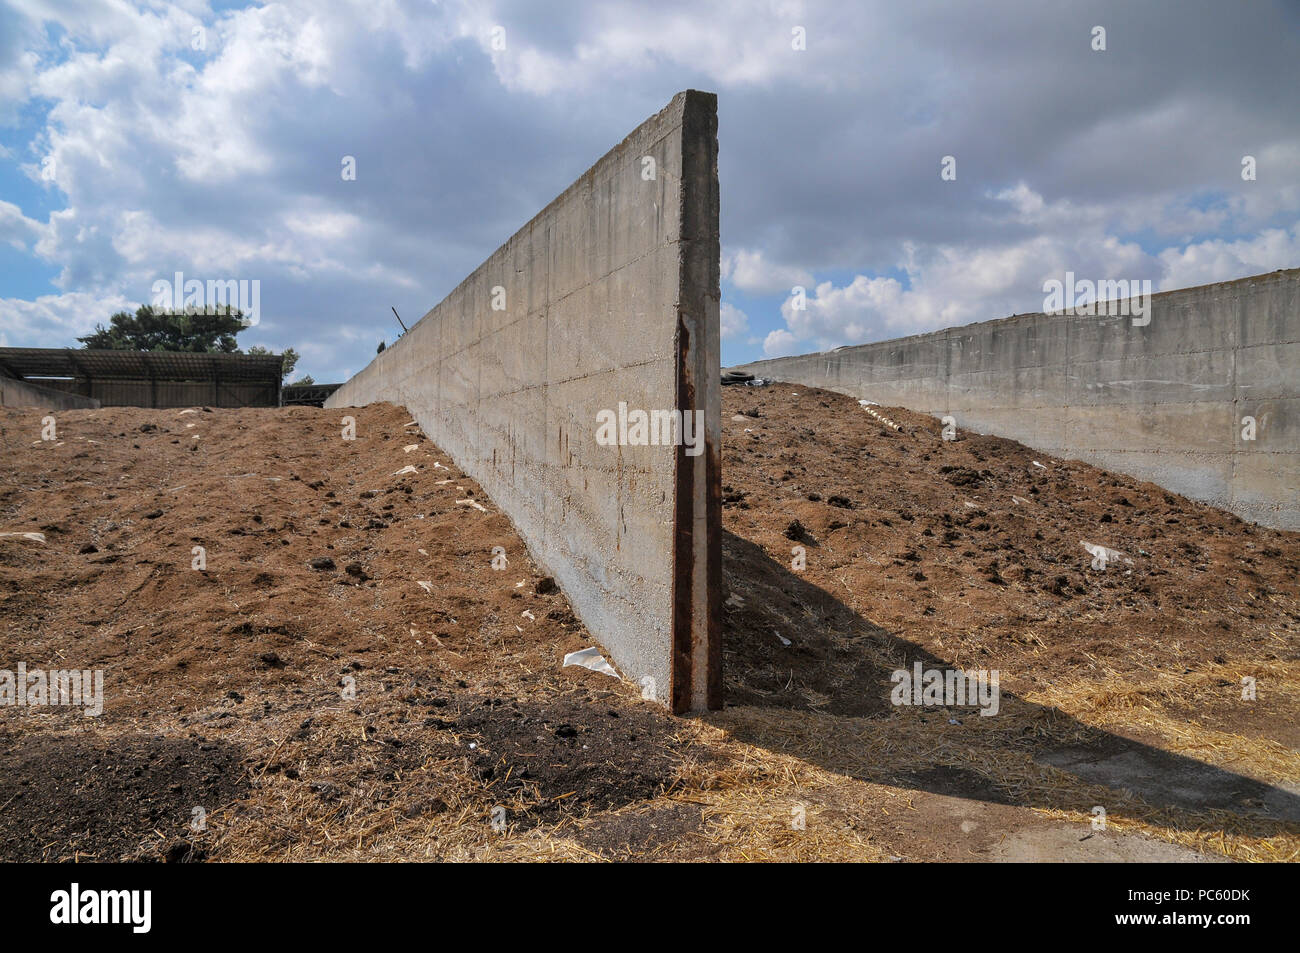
<box><xmin>0</xmin><ymin>376</ymin><xmax>100</xmax><ymax>410</ymax></box>
<box><xmin>732</xmin><ymin>269</ymin><xmax>1299</xmax><ymax>530</ymax></box>
<box><xmin>328</xmin><ymin>91</ymin><xmax>721</xmax><ymax>711</ymax></box>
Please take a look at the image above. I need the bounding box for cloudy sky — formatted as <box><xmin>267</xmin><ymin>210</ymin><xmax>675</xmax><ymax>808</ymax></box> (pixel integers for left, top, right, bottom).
<box><xmin>1</xmin><ymin>0</ymin><xmax>1297</xmax><ymax>381</ymax></box>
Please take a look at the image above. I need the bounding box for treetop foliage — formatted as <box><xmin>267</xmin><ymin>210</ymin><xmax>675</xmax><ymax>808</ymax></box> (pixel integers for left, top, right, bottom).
<box><xmin>78</xmin><ymin>305</ymin><xmax>301</xmax><ymax>381</ymax></box>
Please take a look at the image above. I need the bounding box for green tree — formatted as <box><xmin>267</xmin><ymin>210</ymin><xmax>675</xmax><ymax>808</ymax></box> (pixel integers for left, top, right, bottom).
<box><xmin>78</xmin><ymin>305</ymin><xmax>246</xmax><ymax>353</ymax></box>
<box><xmin>245</xmin><ymin>346</ymin><xmax>300</xmax><ymax>382</ymax></box>
<box><xmin>81</xmin><ymin>304</ymin><xmax>305</xmax><ymax>382</ymax></box>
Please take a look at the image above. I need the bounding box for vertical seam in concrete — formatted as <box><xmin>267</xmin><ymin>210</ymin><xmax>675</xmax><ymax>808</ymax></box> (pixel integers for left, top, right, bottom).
<box><xmin>543</xmin><ymin>223</ymin><xmax>550</xmax><ymax>551</ymax></box>
<box><xmin>943</xmin><ymin>328</ymin><xmax>952</xmax><ymax>415</ymax></box>
<box><xmin>1229</xmin><ymin>288</ymin><xmax>1240</xmax><ymax>507</ymax></box>
<box><xmin>1063</xmin><ymin>310</ymin><xmax>1073</xmax><ymax>450</ymax></box>
<box><xmin>672</xmin><ymin>314</ymin><xmax>696</xmax><ymax>713</ymax></box>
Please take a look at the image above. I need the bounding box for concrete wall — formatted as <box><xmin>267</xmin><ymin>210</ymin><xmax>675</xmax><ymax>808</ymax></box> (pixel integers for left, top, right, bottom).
<box><xmin>328</xmin><ymin>91</ymin><xmax>721</xmax><ymax>711</ymax></box>
<box><xmin>732</xmin><ymin>269</ymin><xmax>1299</xmax><ymax>530</ymax></box>
<box><xmin>0</xmin><ymin>375</ymin><xmax>100</xmax><ymax>410</ymax></box>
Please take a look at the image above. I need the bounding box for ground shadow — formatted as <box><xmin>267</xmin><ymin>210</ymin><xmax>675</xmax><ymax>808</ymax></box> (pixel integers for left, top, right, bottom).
<box><xmin>716</xmin><ymin>530</ymin><xmax>1300</xmax><ymax>833</ymax></box>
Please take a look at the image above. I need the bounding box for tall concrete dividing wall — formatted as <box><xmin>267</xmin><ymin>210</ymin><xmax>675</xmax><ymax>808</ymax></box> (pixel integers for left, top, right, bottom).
<box><xmin>732</xmin><ymin>269</ymin><xmax>1299</xmax><ymax>530</ymax></box>
<box><xmin>328</xmin><ymin>91</ymin><xmax>721</xmax><ymax>711</ymax></box>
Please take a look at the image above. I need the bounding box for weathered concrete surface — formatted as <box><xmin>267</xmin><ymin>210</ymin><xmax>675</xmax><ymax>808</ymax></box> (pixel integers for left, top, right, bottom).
<box><xmin>987</xmin><ymin>824</ymin><xmax>1228</xmax><ymax>863</ymax></box>
<box><xmin>732</xmin><ymin>269</ymin><xmax>1299</xmax><ymax>530</ymax></box>
<box><xmin>328</xmin><ymin>91</ymin><xmax>721</xmax><ymax>711</ymax></box>
<box><xmin>0</xmin><ymin>375</ymin><xmax>100</xmax><ymax>410</ymax></box>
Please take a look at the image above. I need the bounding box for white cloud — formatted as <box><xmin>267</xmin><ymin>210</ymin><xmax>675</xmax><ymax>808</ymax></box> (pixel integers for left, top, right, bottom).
<box><xmin>719</xmin><ymin>301</ymin><xmax>748</xmax><ymax>340</ymax></box>
<box><xmin>0</xmin><ymin>200</ymin><xmax>47</xmax><ymax>251</ymax></box>
<box><xmin>458</xmin><ymin>1</ymin><xmax>839</xmax><ymax>96</ymax></box>
<box><xmin>1157</xmin><ymin>226</ymin><xmax>1300</xmax><ymax>291</ymax></box>
<box><xmin>762</xmin><ymin>327</ymin><xmax>799</xmax><ymax>358</ymax></box>
<box><xmin>723</xmin><ymin>248</ymin><xmax>813</xmax><ymax>295</ymax></box>
<box><xmin>762</xmin><ymin>185</ymin><xmax>1295</xmax><ymax>355</ymax></box>
<box><xmin>0</xmin><ymin>291</ymin><xmax>134</xmax><ymax>347</ymax></box>
<box><xmin>769</xmin><ymin>232</ymin><xmax>1150</xmax><ymax>352</ymax></box>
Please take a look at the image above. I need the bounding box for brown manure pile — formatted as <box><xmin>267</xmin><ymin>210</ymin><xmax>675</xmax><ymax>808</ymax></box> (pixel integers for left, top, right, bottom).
<box><xmin>0</xmin><ymin>387</ymin><xmax>1295</xmax><ymax>861</ymax></box>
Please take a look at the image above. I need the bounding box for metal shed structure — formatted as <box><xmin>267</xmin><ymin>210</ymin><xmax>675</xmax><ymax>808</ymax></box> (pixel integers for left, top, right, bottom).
<box><xmin>0</xmin><ymin>348</ymin><xmax>283</xmax><ymax>408</ymax></box>
<box><xmin>281</xmin><ymin>382</ymin><xmax>342</xmax><ymax>407</ymax></box>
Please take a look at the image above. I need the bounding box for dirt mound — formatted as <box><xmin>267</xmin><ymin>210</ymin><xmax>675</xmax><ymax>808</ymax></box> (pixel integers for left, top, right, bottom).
<box><xmin>0</xmin><ymin>402</ymin><xmax>688</xmax><ymax>860</ymax></box>
<box><xmin>721</xmin><ymin>382</ymin><xmax>1300</xmax><ymax>737</ymax></box>
<box><xmin>2</xmin><ymin>389</ymin><xmax>1296</xmax><ymax>863</ymax></box>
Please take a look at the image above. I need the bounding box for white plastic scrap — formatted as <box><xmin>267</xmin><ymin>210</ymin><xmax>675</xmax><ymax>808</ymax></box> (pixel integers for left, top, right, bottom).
<box><xmin>562</xmin><ymin>647</ymin><xmax>620</xmax><ymax>678</ymax></box>
<box><xmin>393</xmin><ymin>465</ymin><xmax>418</xmax><ymax>476</ymax></box>
<box><xmin>0</xmin><ymin>532</ymin><xmax>46</xmax><ymax>543</ymax></box>
<box><xmin>521</xmin><ymin>609</ymin><xmax>535</xmax><ymax>621</ymax></box>
<box><xmin>433</xmin><ymin>462</ymin><xmax>448</xmax><ymax>470</ymax></box>
<box><xmin>1080</xmin><ymin>541</ymin><xmax>1132</xmax><ymax>570</ymax></box>
<box><xmin>456</xmin><ymin>499</ymin><xmax>487</xmax><ymax>512</ymax></box>
<box><xmin>1032</xmin><ymin>461</ymin><xmax>1047</xmax><ymax>470</ymax></box>
<box><xmin>417</xmin><ymin>580</ymin><xmax>434</xmax><ymax>593</ymax></box>
<box><xmin>403</xmin><ymin>444</ymin><xmax>420</xmax><ymax>453</ymax></box>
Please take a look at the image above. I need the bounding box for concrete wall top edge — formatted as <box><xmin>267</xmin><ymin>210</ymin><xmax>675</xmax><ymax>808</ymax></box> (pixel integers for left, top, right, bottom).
<box><xmin>399</xmin><ymin>91</ymin><xmax>714</xmax><ymax>343</ymax></box>
<box><xmin>729</xmin><ymin>268</ymin><xmax>1300</xmax><ymax>373</ymax></box>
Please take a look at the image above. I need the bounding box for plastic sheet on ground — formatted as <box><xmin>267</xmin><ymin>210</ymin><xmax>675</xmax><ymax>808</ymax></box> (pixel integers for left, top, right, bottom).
<box><xmin>562</xmin><ymin>646</ymin><xmax>620</xmax><ymax>678</ymax></box>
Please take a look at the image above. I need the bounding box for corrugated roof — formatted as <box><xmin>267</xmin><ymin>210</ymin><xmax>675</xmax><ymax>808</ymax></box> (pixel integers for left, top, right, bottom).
<box><xmin>0</xmin><ymin>348</ymin><xmax>284</xmax><ymax>383</ymax></box>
